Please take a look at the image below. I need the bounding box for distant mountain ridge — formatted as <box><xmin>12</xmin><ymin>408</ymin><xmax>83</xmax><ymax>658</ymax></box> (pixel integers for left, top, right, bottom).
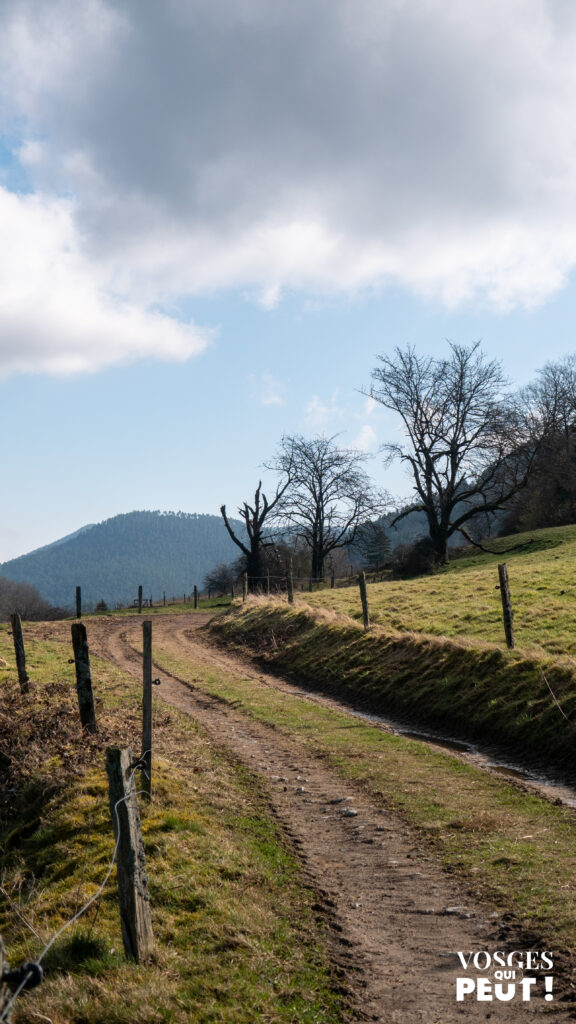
<box><xmin>24</xmin><ymin>522</ymin><xmax>97</xmax><ymax>557</ymax></box>
<box><xmin>0</xmin><ymin>510</ymin><xmax>244</xmax><ymax>610</ymax></box>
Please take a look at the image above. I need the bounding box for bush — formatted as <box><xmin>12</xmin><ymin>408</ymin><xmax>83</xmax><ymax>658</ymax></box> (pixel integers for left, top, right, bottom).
<box><xmin>391</xmin><ymin>537</ymin><xmax>439</xmax><ymax>578</ymax></box>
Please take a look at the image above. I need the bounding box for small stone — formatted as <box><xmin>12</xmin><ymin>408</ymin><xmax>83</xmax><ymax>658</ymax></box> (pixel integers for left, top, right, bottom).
<box><xmin>329</xmin><ymin>796</ymin><xmax>350</xmax><ymax>804</ymax></box>
<box><xmin>342</xmin><ymin>808</ymin><xmax>358</xmax><ymax>817</ymax></box>
<box><xmin>296</xmin><ymin>786</ymin><xmax>306</xmax><ymax>793</ymax></box>
<box><xmin>444</xmin><ymin>906</ymin><xmax>472</xmax><ymax>918</ymax></box>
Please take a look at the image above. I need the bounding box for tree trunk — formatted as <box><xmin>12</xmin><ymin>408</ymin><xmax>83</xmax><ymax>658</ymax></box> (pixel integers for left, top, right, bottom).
<box><xmin>311</xmin><ymin>547</ymin><xmax>324</xmax><ymax>581</ymax></box>
<box><xmin>246</xmin><ymin>548</ymin><xmax>264</xmax><ymax>592</ymax></box>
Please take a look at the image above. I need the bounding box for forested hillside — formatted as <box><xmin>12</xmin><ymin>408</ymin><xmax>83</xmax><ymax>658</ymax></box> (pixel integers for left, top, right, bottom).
<box><xmin>0</xmin><ymin>510</ymin><xmax>244</xmax><ymax>609</ymax></box>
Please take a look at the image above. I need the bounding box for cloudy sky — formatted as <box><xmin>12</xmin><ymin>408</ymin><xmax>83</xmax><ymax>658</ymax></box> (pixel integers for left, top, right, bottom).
<box><xmin>1</xmin><ymin>0</ymin><xmax>576</xmax><ymax>559</ymax></box>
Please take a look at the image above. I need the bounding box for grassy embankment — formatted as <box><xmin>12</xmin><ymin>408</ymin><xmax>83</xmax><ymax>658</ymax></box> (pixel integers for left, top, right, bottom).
<box><xmin>0</xmin><ymin>626</ymin><xmax>347</xmax><ymax>1024</ymax></box>
<box><xmin>206</xmin><ymin>525</ymin><xmax>576</xmax><ymax>767</ymax></box>
<box><xmin>149</xmin><ymin>624</ymin><xmax>576</xmax><ymax>987</ymax></box>
<box><xmin>125</xmin><ymin>524</ymin><xmax>576</xmax><ymax>980</ymax></box>
<box><xmin>311</xmin><ymin>523</ymin><xmax>576</xmax><ymax>656</ymax></box>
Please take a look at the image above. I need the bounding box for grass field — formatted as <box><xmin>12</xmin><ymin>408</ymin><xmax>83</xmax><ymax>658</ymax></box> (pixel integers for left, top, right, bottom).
<box><xmin>208</xmin><ymin>526</ymin><xmax>576</xmax><ymax>772</ymax></box>
<box><xmin>0</xmin><ymin>628</ymin><xmax>347</xmax><ymax>1024</ymax></box>
<box><xmin>303</xmin><ymin>524</ymin><xmax>576</xmax><ymax>658</ymax></box>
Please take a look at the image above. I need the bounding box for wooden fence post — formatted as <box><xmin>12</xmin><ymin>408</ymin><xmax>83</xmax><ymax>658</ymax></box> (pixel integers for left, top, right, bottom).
<box><xmin>331</xmin><ymin>571</ymin><xmax>335</xmax><ymax>589</ymax></box>
<box><xmin>193</xmin><ymin>585</ymin><xmax>198</xmax><ymax>609</ymax></box>
<box><xmin>358</xmin><ymin>571</ymin><xmax>370</xmax><ymax>632</ymax></box>
<box><xmin>10</xmin><ymin>613</ymin><xmax>29</xmax><ymax>695</ymax></box>
<box><xmin>71</xmin><ymin>622</ymin><xmax>97</xmax><ymax>732</ymax></box>
<box><xmin>105</xmin><ymin>747</ymin><xmax>154</xmax><ymax>962</ymax></box>
<box><xmin>231</xmin><ymin>582</ymin><xmax>235</xmax><ymax>599</ymax></box>
<box><xmin>498</xmin><ymin>563</ymin><xmax>515</xmax><ymax>649</ymax></box>
<box><xmin>242</xmin><ymin>573</ymin><xmax>248</xmax><ymax>602</ymax></box>
<box><xmin>1</xmin><ymin>935</ymin><xmax>11</xmax><ymax>1022</ymax></box>
<box><xmin>141</xmin><ymin>621</ymin><xmax>152</xmax><ymax>801</ymax></box>
<box><xmin>75</xmin><ymin>586</ymin><xmax>82</xmax><ymax>619</ymax></box>
<box><xmin>266</xmin><ymin>569</ymin><xmax>270</xmax><ymax>596</ymax></box>
<box><xmin>287</xmin><ymin>565</ymin><xmax>294</xmax><ymax>604</ymax></box>
<box><xmin>137</xmin><ymin>586</ymin><xmax>143</xmax><ymax>615</ymax></box>
<box><xmin>163</xmin><ymin>591</ymin><xmax>166</xmax><ymax>607</ymax></box>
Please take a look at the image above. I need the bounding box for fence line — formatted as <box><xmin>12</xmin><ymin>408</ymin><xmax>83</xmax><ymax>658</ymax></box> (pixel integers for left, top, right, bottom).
<box><xmin>0</xmin><ymin>758</ymin><xmax>149</xmax><ymax>1022</ymax></box>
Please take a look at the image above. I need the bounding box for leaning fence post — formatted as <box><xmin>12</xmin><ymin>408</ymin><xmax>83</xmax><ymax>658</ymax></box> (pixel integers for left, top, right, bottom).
<box><xmin>242</xmin><ymin>573</ymin><xmax>248</xmax><ymax>602</ymax></box>
<box><xmin>70</xmin><ymin>618</ymin><xmax>96</xmax><ymax>733</ymax></box>
<box><xmin>498</xmin><ymin>562</ymin><xmax>515</xmax><ymax>649</ymax></box>
<box><xmin>141</xmin><ymin>621</ymin><xmax>153</xmax><ymax>801</ymax></box>
<box><xmin>193</xmin><ymin>585</ymin><xmax>198</xmax><ymax>609</ymax></box>
<box><xmin>358</xmin><ymin>571</ymin><xmax>370</xmax><ymax>632</ymax></box>
<box><xmin>75</xmin><ymin>585</ymin><xmax>82</xmax><ymax>619</ymax></box>
<box><xmin>71</xmin><ymin>622</ymin><xmax>97</xmax><ymax>732</ymax></box>
<box><xmin>105</xmin><ymin>747</ymin><xmax>154</xmax><ymax>962</ymax></box>
<box><xmin>10</xmin><ymin>613</ymin><xmax>29</xmax><ymax>694</ymax></box>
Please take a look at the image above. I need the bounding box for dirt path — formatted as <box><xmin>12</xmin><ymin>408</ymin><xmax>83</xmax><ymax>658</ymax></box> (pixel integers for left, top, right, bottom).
<box><xmin>80</xmin><ymin>613</ymin><xmax>570</xmax><ymax>1023</ymax></box>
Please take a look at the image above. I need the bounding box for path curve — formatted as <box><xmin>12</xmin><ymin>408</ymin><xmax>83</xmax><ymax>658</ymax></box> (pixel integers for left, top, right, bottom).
<box><xmin>84</xmin><ymin>613</ymin><xmax>570</xmax><ymax>1024</ymax></box>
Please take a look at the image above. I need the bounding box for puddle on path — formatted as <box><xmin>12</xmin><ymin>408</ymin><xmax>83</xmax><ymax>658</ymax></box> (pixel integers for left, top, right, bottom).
<box><xmin>318</xmin><ymin>701</ymin><xmax>576</xmax><ymax>809</ymax></box>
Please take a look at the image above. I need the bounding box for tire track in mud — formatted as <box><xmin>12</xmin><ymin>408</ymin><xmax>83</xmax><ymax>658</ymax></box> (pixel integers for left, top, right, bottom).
<box><xmin>81</xmin><ymin>613</ymin><xmax>572</xmax><ymax>1024</ymax></box>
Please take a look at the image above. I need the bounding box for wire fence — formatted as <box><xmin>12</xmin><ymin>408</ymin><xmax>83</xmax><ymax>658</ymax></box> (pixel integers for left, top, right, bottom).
<box><xmin>0</xmin><ymin>757</ymin><xmax>148</xmax><ymax>1022</ymax></box>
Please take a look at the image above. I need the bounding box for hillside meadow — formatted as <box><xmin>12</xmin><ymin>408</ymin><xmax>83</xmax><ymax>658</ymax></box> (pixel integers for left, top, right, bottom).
<box><xmin>210</xmin><ymin>526</ymin><xmax>576</xmax><ymax>769</ymax></box>
<box><xmin>307</xmin><ymin>524</ymin><xmax>576</xmax><ymax>659</ymax></box>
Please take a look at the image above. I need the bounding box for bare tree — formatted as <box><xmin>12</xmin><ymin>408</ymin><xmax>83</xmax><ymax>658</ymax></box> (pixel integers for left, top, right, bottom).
<box><xmin>365</xmin><ymin>342</ymin><xmax>535</xmax><ymax>564</ymax></box>
<box><xmin>502</xmin><ymin>355</ymin><xmax>576</xmax><ymax>531</ymax></box>
<box><xmin>0</xmin><ymin>577</ymin><xmax>67</xmax><ymax>621</ymax></box>
<box><xmin>203</xmin><ymin>560</ymin><xmax>244</xmax><ymax>596</ymax></box>
<box><xmin>220</xmin><ymin>478</ymin><xmax>290</xmax><ymax>592</ymax></box>
<box><xmin>268</xmin><ymin>434</ymin><xmax>387</xmax><ymax>580</ymax></box>
<box><xmin>354</xmin><ymin>519</ymin><xmax>391</xmax><ymax>570</ymax></box>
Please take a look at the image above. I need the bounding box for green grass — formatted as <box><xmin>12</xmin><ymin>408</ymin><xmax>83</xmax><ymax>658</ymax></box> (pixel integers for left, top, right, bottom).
<box><xmin>0</xmin><ymin>628</ymin><xmax>348</xmax><ymax>1024</ymax></box>
<box><xmin>101</xmin><ymin>596</ymin><xmax>232</xmax><ymax>617</ymax></box>
<box><xmin>305</xmin><ymin>523</ymin><xmax>576</xmax><ymax>657</ymax></box>
<box><xmin>149</xmin><ymin>629</ymin><xmax>576</xmax><ymax>960</ymax></box>
<box><xmin>208</xmin><ymin>598</ymin><xmax>576</xmax><ymax>768</ymax></box>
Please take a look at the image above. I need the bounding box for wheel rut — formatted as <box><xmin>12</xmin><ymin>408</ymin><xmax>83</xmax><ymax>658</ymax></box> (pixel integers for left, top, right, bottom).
<box><xmin>81</xmin><ymin>613</ymin><xmax>571</xmax><ymax>1024</ymax></box>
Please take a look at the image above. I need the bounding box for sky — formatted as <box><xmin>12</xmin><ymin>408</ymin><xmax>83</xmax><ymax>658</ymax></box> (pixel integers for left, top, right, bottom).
<box><xmin>1</xmin><ymin>0</ymin><xmax>576</xmax><ymax>559</ymax></box>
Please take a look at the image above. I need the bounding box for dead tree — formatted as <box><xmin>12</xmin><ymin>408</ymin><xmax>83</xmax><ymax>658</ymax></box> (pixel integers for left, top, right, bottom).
<box><xmin>220</xmin><ymin>477</ymin><xmax>290</xmax><ymax>592</ymax></box>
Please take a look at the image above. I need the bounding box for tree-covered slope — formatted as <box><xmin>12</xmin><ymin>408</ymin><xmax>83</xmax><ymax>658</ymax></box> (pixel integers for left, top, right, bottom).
<box><xmin>0</xmin><ymin>510</ymin><xmax>243</xmax><ymax>609</ymax></box>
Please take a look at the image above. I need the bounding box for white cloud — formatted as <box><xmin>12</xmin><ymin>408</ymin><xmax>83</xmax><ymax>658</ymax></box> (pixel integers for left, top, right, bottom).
<box><xmin>256</xmin><ymin>284</ymin><xmax>282</xmax><ymax>311</ymax></box>
<box><xmin>249</xmin><ymin>372</ymin><xmax>285</xmax><ymax>407</ymax></box>
<box><xmin>1</xmin><ymin>1</ymin><xmax>576</xmax><ymax>371</ymax></box>
<box><xmin>304</xmin><ymin>391</ymin><xmax>346</xmax><ymax>429</ymax></box>
<box><xmin>0</xmin><ymin>187</ymin><xmax>210</xmax><ymax>375</ymax></box>
<box><xmin>350</xmin><ymin>425</ymin><xmax>378</xmax><ymax>452</ymax></box>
